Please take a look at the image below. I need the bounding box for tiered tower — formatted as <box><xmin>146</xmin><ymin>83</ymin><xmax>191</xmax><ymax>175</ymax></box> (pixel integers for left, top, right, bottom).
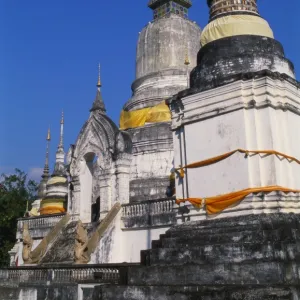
<box><xmin>40</xmin><ymin>113</ymin><xmax>68</xmax><ymax>215</ymax></box>
<box><xmin>121</xmin><ymin>0</ymin><xmax>201</xmax><ymax>202</ymax></box>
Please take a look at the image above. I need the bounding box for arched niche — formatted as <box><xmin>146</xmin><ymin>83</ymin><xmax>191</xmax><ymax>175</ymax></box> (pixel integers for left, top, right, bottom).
<box><xmin>91</xmin><ymin>197</ymin><xmax>100</xmax><ymax>223</ymax></box>
<box><xmin>79</xmin><ymin>152</ymin><xmax>98</xmax><ymax>223</ymax></box>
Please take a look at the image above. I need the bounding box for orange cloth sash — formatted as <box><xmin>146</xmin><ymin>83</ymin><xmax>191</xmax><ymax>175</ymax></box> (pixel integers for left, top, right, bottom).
<box><xmin>176</xmin><ymin>149</ymin><xmax>300</xmax><ymax>178</ymax></box>
<box><xmin>176</xmin><ymin>186</ymin><xmax>300</xmax><ymax>215</ymax></box>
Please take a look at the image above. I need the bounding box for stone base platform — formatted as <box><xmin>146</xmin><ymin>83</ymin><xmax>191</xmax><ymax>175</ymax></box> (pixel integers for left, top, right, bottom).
<box><xmin>96</xmin><ymin>286</ymin><xmax>300</xmax><ymax>300</ymax></box>
<box><xmin>95</xmin><ymin>213</ymin><xmax>300</xmax><ymax>300</ymax></box>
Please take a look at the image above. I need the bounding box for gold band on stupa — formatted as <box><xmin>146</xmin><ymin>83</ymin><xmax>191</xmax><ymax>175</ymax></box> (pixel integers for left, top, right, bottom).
<box><xmin>200</xmin><ymin>14</ymin><xmax>274</xmax><ymax>46</ymax></box>
<box><xmin>120</xmin><ymin>101</ymin><xmax>171</xmax><ymax>130</ymax></box>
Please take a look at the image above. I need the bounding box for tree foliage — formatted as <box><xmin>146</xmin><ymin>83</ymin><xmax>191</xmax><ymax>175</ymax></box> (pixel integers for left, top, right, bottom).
<box><xmin>0</xmin><ymin>169</ymin><xmax>37</xmax><ymax>267</ymax></box>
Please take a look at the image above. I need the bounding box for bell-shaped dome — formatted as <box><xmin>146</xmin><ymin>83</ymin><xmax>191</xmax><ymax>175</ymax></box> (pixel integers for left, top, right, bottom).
<box><xmin>125</xmin><ymin>14</ymin><xmax>201</xmax><ymax>111</ymax></box>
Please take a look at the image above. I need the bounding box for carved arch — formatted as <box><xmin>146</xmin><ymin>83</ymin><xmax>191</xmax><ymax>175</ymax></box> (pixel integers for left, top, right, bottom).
<box><xmin>69</xmin><ymin>112</ymin><xmax>132</xmax><ymax>222</ymax></box>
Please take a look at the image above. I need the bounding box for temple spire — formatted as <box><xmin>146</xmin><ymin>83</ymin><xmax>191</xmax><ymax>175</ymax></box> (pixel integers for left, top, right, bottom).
<box><xmin>37</xmin><ymin>127</ymin><xmax>51</xmax><ymax>199</ymax></box>
<box><xmin>97</xmin><ymin>63</ymin><xmax>101</xmax><ymax>87</ymax></box>
<box><xmin>44</xmin><ymin>127</ymin><xmax>51</xmax><ymax>177</ymax></box>
<box><xmin>52</xmin><ymin>112</ymin><xmax>66</xmax><ymax>177</ymax></box>
<box><xmin>90</xmin><ymin>64</ymin><xmax>106</xmax><ymax>113</ymax></box>
<box><xmin>59</xmin><ymin>111</ymin><xmax>64</xmax><ymax>148</ymax></box>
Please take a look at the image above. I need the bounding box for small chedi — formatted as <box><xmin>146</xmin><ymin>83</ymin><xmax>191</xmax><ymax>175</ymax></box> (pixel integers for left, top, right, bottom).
<box><xmin>1</xmin><ymin>0</ymin><xmax>300</xmax><ymax>299</ymax></box>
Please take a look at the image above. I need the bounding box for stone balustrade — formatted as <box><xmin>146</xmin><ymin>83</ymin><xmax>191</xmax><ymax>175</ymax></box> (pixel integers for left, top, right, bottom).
<box><xmin>16</xmin><ymin>214</ymin><xmax>79</xmax><ymax>239</ymax></box>
<box><xmin>122</xmin><ymin>199</ymin><xmax>175</xmax><ymax>217</ymax></box>
<box><xmin>0</xmin><ymin>264</ymin><xmax>134</xmax><ymax>286</ymax></box>
<box><xmin>121</xmin><ymin>198</ymin><xmax>177</xmax><ymax>228</ymax></box>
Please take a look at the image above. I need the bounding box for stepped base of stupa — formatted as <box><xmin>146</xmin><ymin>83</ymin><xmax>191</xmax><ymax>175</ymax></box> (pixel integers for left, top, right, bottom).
<box><xmin>95</xmin><ymin>213</ymin><xmax>300</xmax><ymax>299</ymax></box>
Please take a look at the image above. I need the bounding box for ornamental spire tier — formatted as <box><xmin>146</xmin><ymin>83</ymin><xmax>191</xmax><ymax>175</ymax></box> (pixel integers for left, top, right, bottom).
<box><xmin>148</xmin><ymin>0</ymin><xmax>192</xmax><ymax>20</ymax></box>
<box><xmin>37</xmin><ymin>127</ymin><xmax>51</xmax><ymax>199</ymax></box>
<box><xmin>52</xmin><ymin>111</ymin><xmax>66</xmax><ymax>177</ymax></box>
<box><xmin>90</xmin><ymin>64</ymin><xmax>106</xmax><ymax>113</ymax></box>
<box><xmin>208</xmin><ymin>0</ymin><xmax>258</xmax><ymax>20</ymax></box>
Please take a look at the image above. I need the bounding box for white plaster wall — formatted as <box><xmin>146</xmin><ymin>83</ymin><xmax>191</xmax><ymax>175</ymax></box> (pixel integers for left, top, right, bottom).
<box><xmin>91</xmin><ymin>212</ymin><xmax>169</xmax><ymax>264</ymax></box>
<box><xmin>79</xmin><ymin>160</ymin><xmax>93</xmax><ymax>223</ymax></box>
<box><xmin>184</xmin><ymin>110</ymin><xmax>249</xmax><ymax>198</ymax></box>
<box><xmin>130</xmin><ymin>150</ymin><xmax>174</xmax><ymax>180</ymax></box>
<box><xmin>180</xmin><ymin>107</ymin><xmax>300</xmax><ymax>199</ymax></box>
<box><xmin>173</xmin><ymin>77</ymin><xmax>300</xmax><ymax>216</ymax></box>
<box><xmin>121</xmin><ymin>227</ymin><xmax>168</xmax><ymax>263</ymax></box>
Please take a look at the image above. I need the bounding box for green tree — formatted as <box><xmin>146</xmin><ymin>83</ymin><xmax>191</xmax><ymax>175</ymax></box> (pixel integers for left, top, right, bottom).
<box><xmin>0</xmin><ymin>169</ymin><xmax>37</xmax><ymax>267</ymax></box>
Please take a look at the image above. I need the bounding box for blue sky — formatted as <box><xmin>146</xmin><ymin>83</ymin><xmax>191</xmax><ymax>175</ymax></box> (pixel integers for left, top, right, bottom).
<box><xmin>0</xmin><ymin>0</ymin><xmax>299</xmax><ymax>181</ymax></box>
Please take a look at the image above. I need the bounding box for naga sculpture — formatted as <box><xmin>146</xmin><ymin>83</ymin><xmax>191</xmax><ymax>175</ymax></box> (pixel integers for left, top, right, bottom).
<box><xmin>74</xmin><ymin>220</ymin><xmax>90</xmax><ymax>264</ymax></box>
<box><xmin>22</xmin><ymin>223</ymin><xmax>33</xmax><ymax>264</ymax></box>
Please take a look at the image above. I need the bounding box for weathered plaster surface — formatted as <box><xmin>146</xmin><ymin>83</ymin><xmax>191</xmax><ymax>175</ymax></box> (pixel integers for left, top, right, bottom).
<box><xmin>171</xmin><ymin>76</ymin><xmax>300</xmax><ymax>217</ymax></box>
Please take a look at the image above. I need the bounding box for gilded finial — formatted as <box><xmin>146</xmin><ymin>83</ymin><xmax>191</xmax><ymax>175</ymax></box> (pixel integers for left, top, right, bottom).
<box><xmin>47</xmin><ymin>127</ymin><xmax>51</xmax><ymax>141</ymax></box>
<box><xmin>97</xmin><ymin>63</ymin><xmax>101</xmax><ymax>87</ymax></box>
<box><xmin>60</xmin><ymin>111</ymin><xmax>64</xmax><ymax>125</ymax></box>
<box><xmin>184</xmin><ymin>47</ymin><xmax>190</xmax><ymax>66</ymax></box>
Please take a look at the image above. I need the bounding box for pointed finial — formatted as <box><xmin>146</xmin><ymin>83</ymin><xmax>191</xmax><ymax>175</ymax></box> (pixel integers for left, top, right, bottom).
<box><xmin>39</xmin><ymin>127</ymin><xmax>51</xmax><ymax>198</ymax></box>
<box><xmin>60</xmin><ymin>111</ymin><xmax>64</xmax><ymax>125</ymax></box>
<box><xmin>97</xmin><ymin>63</ymin><xmax>101</xmax><ymax>87</ymax></box>
<box><xmin>44</xmin><ymin>127</ymin><xmax>50</xmax><ymax>171</ymax></box>
<box><xmin>184</xmin><ymin>47</ymin><xmax>190</xmax><ymax>66</ymax></box>
<box><xmin>47</xmin><ymin>127</ymin><xmax>51</xmax><ymax>141</ymax></box>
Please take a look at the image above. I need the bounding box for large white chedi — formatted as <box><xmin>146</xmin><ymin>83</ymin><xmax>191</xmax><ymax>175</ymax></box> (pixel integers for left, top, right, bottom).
<box><xmin>170</xmin><ymin>0</ymin><xmax>300</xmax><ymax>219</ymax></box>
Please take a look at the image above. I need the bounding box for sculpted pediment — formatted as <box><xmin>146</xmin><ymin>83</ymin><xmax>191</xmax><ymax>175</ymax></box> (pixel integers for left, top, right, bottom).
<box><xmin>69</xmin><ymin>112</ymin><xmax>132</xmax><ymax>176</ymax></box>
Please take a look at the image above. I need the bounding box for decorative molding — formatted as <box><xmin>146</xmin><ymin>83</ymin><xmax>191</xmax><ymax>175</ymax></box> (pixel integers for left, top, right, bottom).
<box><xmin>170</xmin><ymin>75</ymin><xmax>300</xmax><ymax>130</ymax></box>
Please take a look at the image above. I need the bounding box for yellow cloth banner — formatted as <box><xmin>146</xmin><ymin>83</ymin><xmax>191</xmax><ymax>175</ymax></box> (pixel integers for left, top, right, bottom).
<box><xmin>40</xmin><ymin>206</ymin><xmax>65</xmax><ymax>215</ymax></box>
<box><xmin>176</xmin><ymin>186</ymin><xmax>300</xmax><ymax>215</ymax></box>
<box><xmin>120</xmin><ymin>101</ymin><xmax>171</xmax><ymax>130</ymax></box>
<box><xmin>177</xmin><ymin>149</ymin><xmax>300</xmax><ymax>178</ymax></box>
<box><xmin>201</xmin><ymin>14</ymin><xmax>274</xmax><ymax>46</ymax></box>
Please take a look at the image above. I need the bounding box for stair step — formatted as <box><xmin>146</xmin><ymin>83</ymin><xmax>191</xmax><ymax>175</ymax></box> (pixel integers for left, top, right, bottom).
<box><xmin>171</xmin><ymin>213</ymin><xmax>300</xmax><ymax>231</ymax></box>
<box><xmin>151</xmin><ymin>239</ymin><xmax>162</xmax><ymax>249</ymax></box>
<box><xmin>167</xmin><ymin>223</ymin><xmax>259</xmax><ymax>239</ymax></box>
<box><xmin>127</xmin><ymin>261</ymin><xmax>300</xmax><ymax>286</ymax></box>
<box><xmin>99</xmin><ymin>285</ymin><xmax>299</xmax><ymax>300</ymax></box>
<box><xmin>39</xmin><ymin>221</ymin><xmax>78</xmax><ymax>264</ymax></box>
<box><xmin>142</xmin><ymin>242</ymin><xmax>300</xmax><ymax>266</ymax></box>
<box><xmin>160</xmin><ymin>228</ymin><xmax>300</xmax><ymax>248</ymax></box>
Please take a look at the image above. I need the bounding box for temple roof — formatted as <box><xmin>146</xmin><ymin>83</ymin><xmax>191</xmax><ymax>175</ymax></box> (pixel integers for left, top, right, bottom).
<box><xmin>90</xmin><ymin>89</ymin><xmax>106</xmax><ymax>113</ymax></box>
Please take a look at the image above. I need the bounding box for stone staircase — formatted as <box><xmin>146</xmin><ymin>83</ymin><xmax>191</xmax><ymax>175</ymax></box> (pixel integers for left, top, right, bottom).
<box><xmin>96</xmin><ymin>213</ymin><xmax>300</xmax><ymax>299</ymax></box>
<box><xmin>39</xmin><ymin>220</ymin><xmax>78</xmax><ymax>264</ymax></box>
